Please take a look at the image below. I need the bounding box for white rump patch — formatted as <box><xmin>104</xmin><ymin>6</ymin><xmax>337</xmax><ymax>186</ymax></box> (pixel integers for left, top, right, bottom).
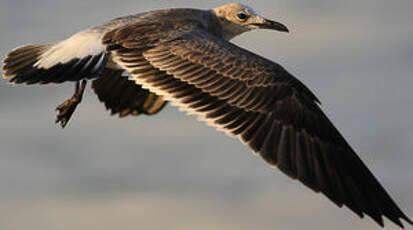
<box><xmin>34</xmin><ymin>30</ymin><xmax>105</xmax><ymax>69</ymax></box>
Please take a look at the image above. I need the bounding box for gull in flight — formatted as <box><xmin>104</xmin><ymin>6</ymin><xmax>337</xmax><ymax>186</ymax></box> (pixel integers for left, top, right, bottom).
<box><xmin>2</xmin><ymin>3</ymin><xmax>412</xmax><ymax>228</ymax></box>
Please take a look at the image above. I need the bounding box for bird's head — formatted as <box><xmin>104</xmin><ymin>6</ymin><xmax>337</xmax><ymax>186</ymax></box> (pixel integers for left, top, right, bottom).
<box><xmin>212</xmin><ymin>3</ymin><xmax>289</xmax><ymax>40</ymax></box>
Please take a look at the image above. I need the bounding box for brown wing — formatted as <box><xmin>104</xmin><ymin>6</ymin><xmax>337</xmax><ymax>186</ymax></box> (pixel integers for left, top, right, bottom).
<box><xmin>102</xmin><ymin>20</ymin><xmax>412</xmax><ymax>227</ymax></box>
<box><xmin>92</xmin><ymin>68</ymin><xmax>167</xmax><ymax>117</ymax></box>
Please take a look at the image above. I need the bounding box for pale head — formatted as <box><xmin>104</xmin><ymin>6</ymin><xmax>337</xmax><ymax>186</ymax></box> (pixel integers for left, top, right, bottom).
<box><xmin>212</xmin><ymin>3</ymin><xmax>289</xmax><ymax>40</ymax></box>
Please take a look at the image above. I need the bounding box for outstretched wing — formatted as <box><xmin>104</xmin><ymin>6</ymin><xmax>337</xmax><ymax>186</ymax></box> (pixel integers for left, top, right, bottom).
<box><xmin>102</xmin><ymin>20</ymin><xmax>412</xmax><ymax>227</ymax></box>
<box><xmin>92</xmin><ymin>68</ymin><xmax>167</xmax><ymax>117</ymax></box>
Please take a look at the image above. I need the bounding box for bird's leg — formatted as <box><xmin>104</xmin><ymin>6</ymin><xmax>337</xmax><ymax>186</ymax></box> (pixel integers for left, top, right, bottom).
<box><xmin>55</xmin><ymin>80</ymin><xmax>87</xmax><ymax>128</ymax></box>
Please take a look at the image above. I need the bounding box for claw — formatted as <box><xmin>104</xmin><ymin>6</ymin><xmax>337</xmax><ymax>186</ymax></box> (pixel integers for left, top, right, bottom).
<box><xmin>55</xmin><ymin>80</ymin><xmax>87</xmax><ymax>128</ymax></box>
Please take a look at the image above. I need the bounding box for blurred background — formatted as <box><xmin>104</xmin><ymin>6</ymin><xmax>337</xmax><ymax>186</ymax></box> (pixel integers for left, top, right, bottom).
<box><xmin>1</xmin><ymin>0</ymin><xmax>412</xmax><ymax>229</ymax></box>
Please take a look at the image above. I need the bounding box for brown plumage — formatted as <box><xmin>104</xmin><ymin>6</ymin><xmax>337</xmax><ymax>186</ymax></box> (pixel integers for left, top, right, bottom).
<box><xmin>92</xmin><ymin>68</ymin><xmax>166</xmax><ymax>117</ymax></box>
<box><xmin>1</xmin><ymin>3</ymin><xmax>411</xmax><ymax>228</ymax></box>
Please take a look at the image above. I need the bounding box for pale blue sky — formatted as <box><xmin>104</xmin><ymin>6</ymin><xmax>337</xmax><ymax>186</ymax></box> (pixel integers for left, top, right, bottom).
<box><xmin>0</xmin><ymin>1</ymin><xmax>412</xmax><ymax>229</ymax></box>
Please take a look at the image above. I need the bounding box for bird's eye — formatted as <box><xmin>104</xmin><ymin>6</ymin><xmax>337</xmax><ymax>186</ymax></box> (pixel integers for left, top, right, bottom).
<box><xmin>237</xmin><ymin>12</ymin><xmax>248</xmax><ymax>21</ymax></box>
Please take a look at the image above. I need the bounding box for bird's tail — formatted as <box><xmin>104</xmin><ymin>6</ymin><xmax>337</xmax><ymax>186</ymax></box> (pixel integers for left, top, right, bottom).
<box><xmin>2</xmin><ymin>44</ymin><xmax>55</xmax><ymax>84</ymax></box>
<box><xmin>2</xmin><ymin>30</ymin><xmax>108</xmax><ymax>85</ymax></box>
